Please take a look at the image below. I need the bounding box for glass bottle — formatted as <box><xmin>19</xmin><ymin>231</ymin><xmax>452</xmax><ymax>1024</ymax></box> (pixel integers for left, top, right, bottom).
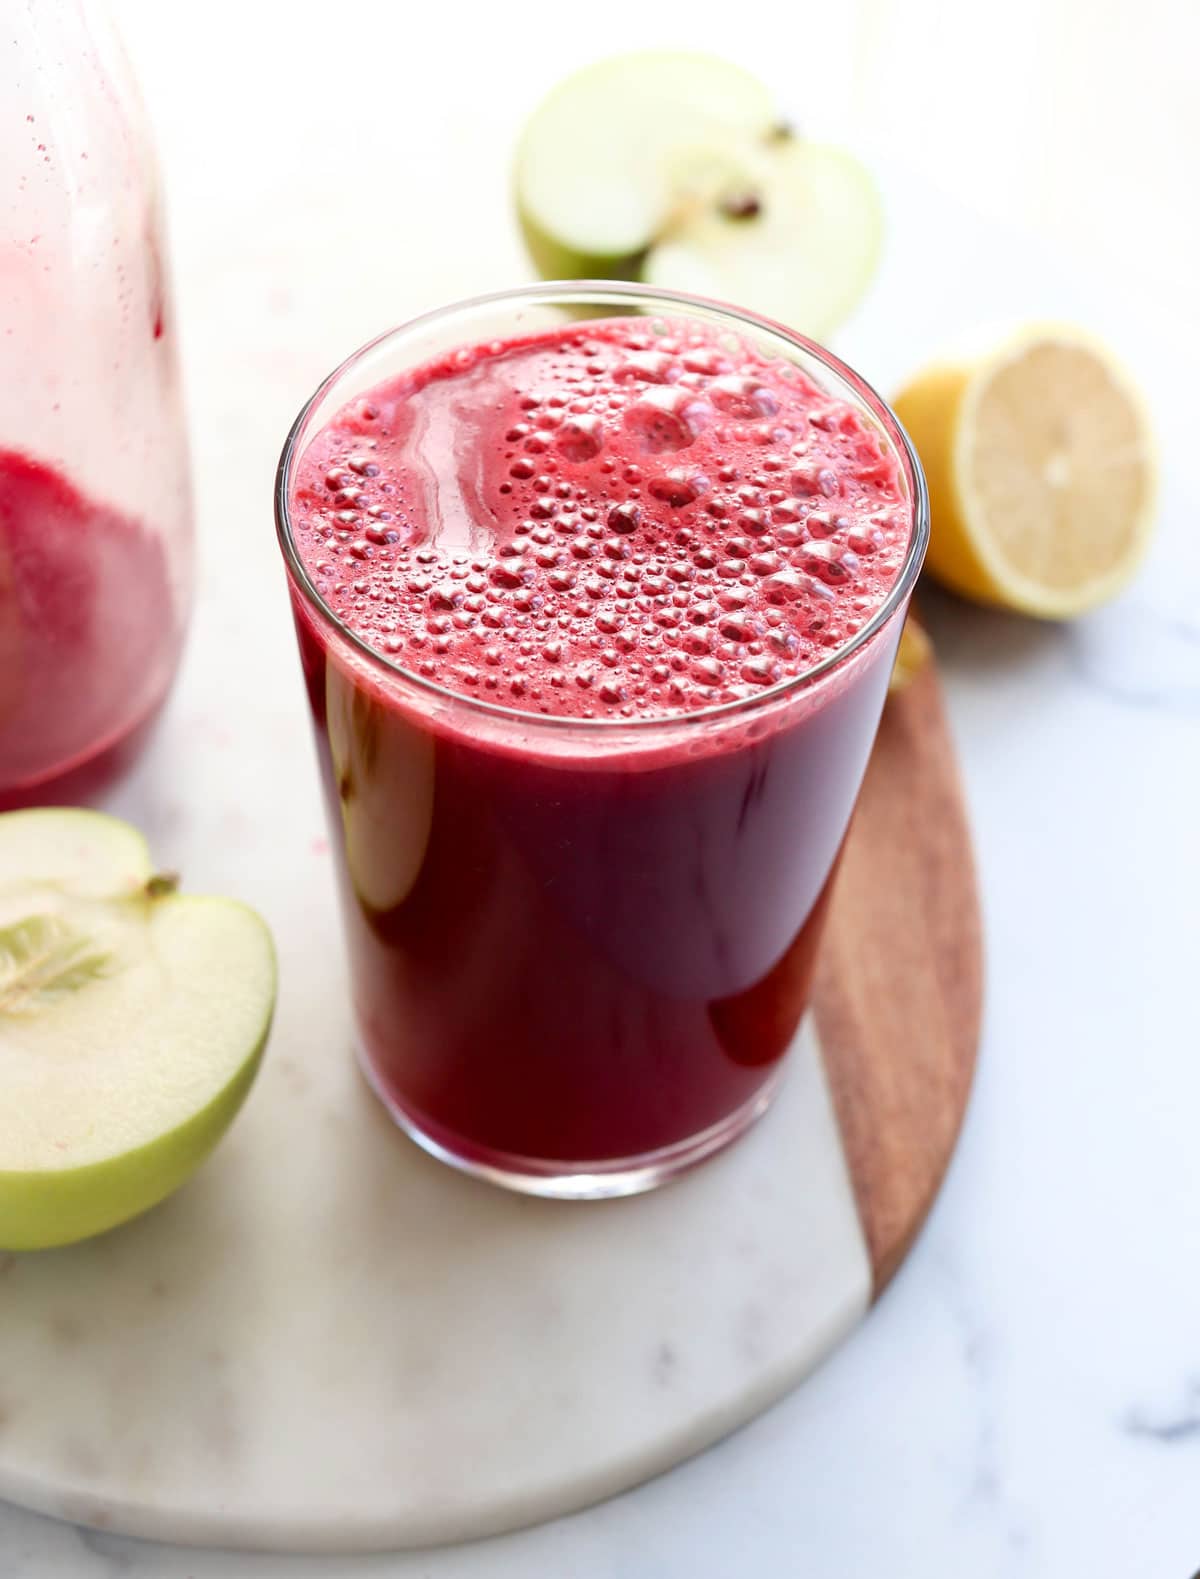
<box><xmin>0</xmin><ymin>0</ymin><xmax>193</xmax><ymax>806</ymax></box>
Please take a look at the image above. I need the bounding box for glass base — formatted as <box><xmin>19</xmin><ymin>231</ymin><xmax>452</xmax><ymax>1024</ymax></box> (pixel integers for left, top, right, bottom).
<box><xmin>356</xmin><ymin>1044</ymin><xmax>786</xmax><ymax>1200</ymax></box>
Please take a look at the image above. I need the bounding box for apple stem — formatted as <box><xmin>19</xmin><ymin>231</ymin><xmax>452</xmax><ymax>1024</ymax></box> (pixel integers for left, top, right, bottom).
<box><xmin>145</xmin><ymin>872</ymin><xmax>180</xmax><ymax>899</ymax></box>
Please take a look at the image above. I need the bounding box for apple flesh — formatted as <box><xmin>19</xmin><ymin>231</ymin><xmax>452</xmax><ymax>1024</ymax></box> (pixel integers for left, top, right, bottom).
<box><xmin>515</xmin><ymin>52</ymin><xmax>882</xmax><ymax>340</ymax></box>
<box><xmin>641</xmin><ymin>139</ymin><xmax>882</xmax><ymax>343</ymax></box>
<box><xmin>0</xmin><ymin>808</ymin><xmax>276</xmax><ymax>1250</ymax></box>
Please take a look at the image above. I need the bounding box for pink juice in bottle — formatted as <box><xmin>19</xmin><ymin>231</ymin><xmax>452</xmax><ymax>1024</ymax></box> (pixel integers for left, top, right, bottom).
<box><xmin>0</xmin><ymin>451</ymin><xmax>184</xmax><ymax>806</ymax></box>
<box><xmin>282</xmin><ymin>307</ymin><xmax>920</xmax><ymax>1193</ymax></box>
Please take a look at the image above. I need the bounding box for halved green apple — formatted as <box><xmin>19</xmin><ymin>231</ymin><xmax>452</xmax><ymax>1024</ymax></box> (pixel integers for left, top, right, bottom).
<box><xmin>515</xmin><ymin>52</ymin><xmax>883</xmax><ymax>340</ymax></box>
<box><xmin>0</xmin><ymin>809</ymin><xmax>275</xmax><ymax>1250</ymax></box>
<box><xmin>325</xmin><ymin>663</ymin><xmax>434</xmax><ymax>913</ymax></box>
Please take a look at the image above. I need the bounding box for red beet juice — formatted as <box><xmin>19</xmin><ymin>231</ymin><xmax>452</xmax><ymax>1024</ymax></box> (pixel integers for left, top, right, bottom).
<box><xmin>280</xmin><ymin>292</ymin><xmax>925</xmax><ymax>1194</ymax></box>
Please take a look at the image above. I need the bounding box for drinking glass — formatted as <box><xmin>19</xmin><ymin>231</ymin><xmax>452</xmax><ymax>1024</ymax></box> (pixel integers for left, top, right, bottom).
<box><xmin>275</xmin><ymin>284</ymin><xmax>928</xmax><ymax>1197</ymax></box>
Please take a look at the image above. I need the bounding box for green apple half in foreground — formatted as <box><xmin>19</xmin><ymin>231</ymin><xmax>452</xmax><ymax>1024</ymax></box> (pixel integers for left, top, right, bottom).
<box><xmin>0</xmin><ymin>808</ymin><xmax>275</xmax><ymax>1250</ymax></box>
<box><xmin>515</xmin><ymin>52</ymin><xmax>883</xmax><ymax>339</ymax></box>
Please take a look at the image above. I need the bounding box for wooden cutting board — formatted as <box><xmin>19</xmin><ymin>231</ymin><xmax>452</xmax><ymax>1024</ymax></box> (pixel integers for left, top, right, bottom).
<box><xmin>0</xmin><ymin>654</ymin><xmax>981</xmax><ymax>1553</ymax></box>
<box><xmin>817</xmin><ymin>653</ymin><xmax>983</xmax><ymax>1294</ymax></box>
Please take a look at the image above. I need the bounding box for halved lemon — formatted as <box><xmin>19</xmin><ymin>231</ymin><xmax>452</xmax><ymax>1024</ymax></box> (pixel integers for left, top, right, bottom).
<box><xmin>893</xmin><ymin>325</ymin><xmax>1157</xmax><ymax>618</ymax></box>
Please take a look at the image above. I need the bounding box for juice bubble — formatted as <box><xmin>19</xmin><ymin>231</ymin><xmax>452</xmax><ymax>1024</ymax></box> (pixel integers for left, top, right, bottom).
<box><xmin>847</xmin><ymin>525</ymin><xmax>880</xmax><ymax>555</ymax></box>
<box><xmin>489</xmin><ymin>561</ymin><xmax>530</xmax><ymax>589</ymax></box>
<box><xmin>799</xmin><ymin>542</ymin><xmax>851</xmax><ymax>585</ymax></box>
<box><xmin>648</xmin><ymin>470</ymin><xmax>706</xmax><ymax>507</ymax></box>
<box><xmin>748</xmin><ymin>552</ymin><xmax>781</xmax><ymax>576</ymax></box>
<box><xmin>719</xmin><ymin>612</ymin><xmax>755</xmax><ymax>642</ymax></box>
<box><xmin>764</xmin><ymin>569</ymin><xmax>805</xmax><ymax>605</ymax></box>
<box><xmin>710</xmin><ymin>375</ymin><xmax>779</xmax><ymax>418</ymax></box>
<box><xmin>805</xmin><ymin>511</ymin><xmax>849</xmax><ymax>539</ymax></box>
<box><xmin>613</xmin><ymin>350</ymin><xmax>677</xmax><ymax>383</ymax></box>
<box><xmin>742</xmin><ymin>655</ymin><xmax>782</xmax><ymax>685</ymax></box>
<box><xmin>624</xmin><ymin>388</ymin><xmax>712</xmax><ymax>453</ymax></box>
<box><xmin>789</xmin><ymin>464</ymin><xmax>823</xmax><ymax>496</ymax></box>
<box><xmin>556</xmin><ymin>416</ymin><xmax>604</xmax><ymax>462</ymax></box>
<box><xmin>607</xmin><ymin>502</ymin><xmax>641</xmax><ymax>534</ymax></box>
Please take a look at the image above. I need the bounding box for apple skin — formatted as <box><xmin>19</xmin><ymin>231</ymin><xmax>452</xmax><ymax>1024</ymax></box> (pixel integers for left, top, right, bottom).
<box><xmin>516</xmin><ymin>195</ymin><xmax>646</xmax><ymax>287</ymax></box>
<box><xmin>0</xmin><ymin>1023</ymin><xmax>268</xmax><ymax>1251</ymax></box>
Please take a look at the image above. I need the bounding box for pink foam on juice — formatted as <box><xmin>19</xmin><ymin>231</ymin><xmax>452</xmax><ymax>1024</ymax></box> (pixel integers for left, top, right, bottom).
<box><xmin>291</xmin><ymin>319</ymin><xmax>907</xmax><ymax>721</ymax></box>
<box><xmin>288</xmin><ymin>317</ymin><xmax>914</xmax><ymax>1174</ymax></box>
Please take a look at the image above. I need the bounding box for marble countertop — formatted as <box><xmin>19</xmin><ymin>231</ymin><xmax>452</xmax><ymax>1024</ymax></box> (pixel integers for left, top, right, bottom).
<box><xmin>4</xmin><ymin>3</ymin><xmax>1199</xmax><ymax>1574</ymax></box>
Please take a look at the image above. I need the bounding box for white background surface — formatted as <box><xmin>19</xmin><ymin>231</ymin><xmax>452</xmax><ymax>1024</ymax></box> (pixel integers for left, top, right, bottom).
<box><xmin>4</xmin><ymin>0</ymin><xmax>1200</xmax><ymax>1573</ymax></box>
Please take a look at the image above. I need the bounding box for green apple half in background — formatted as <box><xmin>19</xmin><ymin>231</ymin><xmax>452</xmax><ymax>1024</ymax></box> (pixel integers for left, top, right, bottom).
<box><xmin>0</xmin><ymin>809</ymin><xmax>275</xmax><ymax>1250</ymax></box>
<box><xmin>515</xmin><ymin>52</ymin><xmax>883</xmax><ymax>340</ymax></box>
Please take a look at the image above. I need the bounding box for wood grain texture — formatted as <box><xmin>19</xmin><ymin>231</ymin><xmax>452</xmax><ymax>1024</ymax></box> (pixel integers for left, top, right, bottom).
<box><xmin>815</xmin><ymin>659</ymin><xmax>982</xmax><ymax>1295</ymax></box>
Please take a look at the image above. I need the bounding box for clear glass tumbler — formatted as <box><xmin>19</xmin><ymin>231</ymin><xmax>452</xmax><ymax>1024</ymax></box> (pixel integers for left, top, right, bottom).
<box><xmin>0</xmin><ymin>1</ymin><xmax>193</xmax><ymax>806</ymax></box>
<box><xmin>275</xmin><ymin>285</ymin><xmax>928</xmax><ymax>1197</ymax></box>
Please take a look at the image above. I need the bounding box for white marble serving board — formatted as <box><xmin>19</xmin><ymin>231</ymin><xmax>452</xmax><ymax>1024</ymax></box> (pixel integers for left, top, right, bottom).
<box><xmin>6</xmin><ymin>0</ymin><xmax>1200</xmax><ymax>1568</ymax></box>
<box><xmin>0</xmin><ymin>992</ymin><xmax>869</xmax><ymax>1551</ymax></box>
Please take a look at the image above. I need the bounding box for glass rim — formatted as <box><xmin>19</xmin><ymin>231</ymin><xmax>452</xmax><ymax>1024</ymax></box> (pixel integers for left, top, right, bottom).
<box><xmin>274</xmin><ymin>280</ymin><xmax>929</xmax><ymax>735</ymax></box>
